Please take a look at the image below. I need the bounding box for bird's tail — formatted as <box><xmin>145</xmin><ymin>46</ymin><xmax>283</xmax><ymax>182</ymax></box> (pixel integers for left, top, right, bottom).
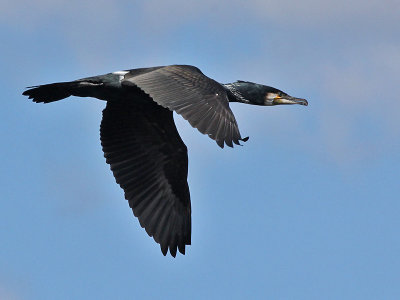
<box><xmin>22</xmin><ymin>81</ymin><xmax>82</xmax><ymax>103</ymax></box>
<box><xmin>22</xmin><ymin>79</ymin><xmax>106</xmax><ymax>103</ymax></box>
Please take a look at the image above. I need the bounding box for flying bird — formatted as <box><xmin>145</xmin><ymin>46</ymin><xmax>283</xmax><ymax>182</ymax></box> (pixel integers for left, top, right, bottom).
<box><xmin>23</xmin><ymin>65</ymin><xmax>308</xmax><ymax>257</ymax></box>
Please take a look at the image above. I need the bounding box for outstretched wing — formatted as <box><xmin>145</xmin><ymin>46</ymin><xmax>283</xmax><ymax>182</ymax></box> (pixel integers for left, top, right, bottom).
<box><xmin>122</xmin><ymin>65</ymin><xmax>247</xmax><ymax>148</ymax></box>
<box><xmin>100</xmin><ymin>101</ymin><xmax>191</xmax><ymax>257</ymax></box>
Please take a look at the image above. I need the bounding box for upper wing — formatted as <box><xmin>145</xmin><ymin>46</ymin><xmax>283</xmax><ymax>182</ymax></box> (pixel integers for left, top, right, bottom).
<box><xmin>100</xmin><ymin>101</ymin><xmax>191</xmax><ymax>257</ymax></box>
<box><xmin>122</xmin><ymin>65</ymin><xmax>247</xmax><ymax>148</ymax></box>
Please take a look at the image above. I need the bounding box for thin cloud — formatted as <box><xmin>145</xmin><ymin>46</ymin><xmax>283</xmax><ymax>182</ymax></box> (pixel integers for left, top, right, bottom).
<box><xmin>3</xmin><ymin>0</ymin><xmax>398</xmax><ymax>30</ymax></box>
<box><xmin>0</xmin><ymin>283</ymin><xmax>23</xmax><ymax>300</ymax></box>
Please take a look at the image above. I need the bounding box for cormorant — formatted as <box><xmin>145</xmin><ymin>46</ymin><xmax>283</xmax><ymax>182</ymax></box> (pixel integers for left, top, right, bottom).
<box><xmin>23</xmin><ymin>65</ymin><xmax>308</xmax><ymax>257</ymax></box>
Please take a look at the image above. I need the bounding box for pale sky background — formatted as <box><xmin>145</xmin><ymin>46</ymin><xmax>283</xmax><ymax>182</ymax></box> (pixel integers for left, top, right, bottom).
<box><xmin>1</xmin><ymin>1</ymin><xmax>400</xmax><ymax>299</ymax></box>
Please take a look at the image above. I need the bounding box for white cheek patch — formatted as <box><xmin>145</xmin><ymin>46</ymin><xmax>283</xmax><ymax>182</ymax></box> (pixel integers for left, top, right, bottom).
<box><xmin>266</xmin><ymin>93</ymin><xmax>278</xmax><ymax>100</ymax></box>
<box><xmin>113</xmin><ymin>70</ymin><xmax>129</xmax><ymax>81</ymax></box>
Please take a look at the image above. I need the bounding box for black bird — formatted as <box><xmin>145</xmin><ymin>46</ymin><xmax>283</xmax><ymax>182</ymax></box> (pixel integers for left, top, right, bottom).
<box><xmin>23</xmin><ymin>65</ymin><xmax>308</xmax><ymax>257</ymax></box>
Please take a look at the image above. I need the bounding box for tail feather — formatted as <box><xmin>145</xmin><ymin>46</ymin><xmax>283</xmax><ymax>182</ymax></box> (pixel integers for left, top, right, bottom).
<box><xmin>22</xmin><ymin>82</ymin><xmax>79</xmax><ymax>103</ymax></box>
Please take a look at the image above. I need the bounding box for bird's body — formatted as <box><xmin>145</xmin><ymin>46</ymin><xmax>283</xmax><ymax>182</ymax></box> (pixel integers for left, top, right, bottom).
<box><xmin>23</xmin><ymin>65</ymin><xmax>307</xmax><ymax>257</ymax></box>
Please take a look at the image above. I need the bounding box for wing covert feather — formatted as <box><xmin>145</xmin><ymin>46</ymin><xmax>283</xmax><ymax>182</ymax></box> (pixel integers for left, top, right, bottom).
<box><xmin>123</xmin><ymin>65</ymin><xmax>246</xmax><ymax>148</ymax></box>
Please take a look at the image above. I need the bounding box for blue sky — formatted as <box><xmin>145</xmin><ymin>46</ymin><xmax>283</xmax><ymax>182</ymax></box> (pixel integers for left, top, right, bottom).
<box><xmin>1</xmin><ymin>0</ymin><xmax>400</xmax><ymax>299</ymax></box>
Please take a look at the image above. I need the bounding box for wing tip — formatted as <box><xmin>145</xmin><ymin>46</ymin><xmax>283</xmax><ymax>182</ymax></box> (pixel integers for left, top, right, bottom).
<box><xmin>216</xmin><ymin>136</ymin><xmax>249</xmax><ymax>148</ymax></box>
<box><xmin>216</xmin><ymin>139</ymin><xmax>225</xmax><ymax>148</ymax></box>
<box><xmin>161</xmin><ymin>244</ymin><xmax>168</xmax><ymax>256</ymax></box>
<box><xmin>159</xmin><ymin>243</ymin><xmax>188</xmax><ymax>258</ymax></box>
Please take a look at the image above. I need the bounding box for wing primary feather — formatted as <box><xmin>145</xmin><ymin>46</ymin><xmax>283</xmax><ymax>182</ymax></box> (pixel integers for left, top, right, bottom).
<box><xmin>147</xmin><ymin>192</ymin><xmax>170</xmax><ymax>236</ymax></box>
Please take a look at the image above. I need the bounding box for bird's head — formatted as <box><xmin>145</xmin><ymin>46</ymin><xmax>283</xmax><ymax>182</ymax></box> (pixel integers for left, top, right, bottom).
<box><xmin>225</xmin><ymin>81</ymin><xmax>308</xmax><ymax>106</ymax></box>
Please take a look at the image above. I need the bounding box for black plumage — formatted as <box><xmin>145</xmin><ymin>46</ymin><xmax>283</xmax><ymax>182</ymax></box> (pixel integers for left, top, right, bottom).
<box><xmin>23</xmin><ymin>64</ymin><xmax>307</xmax><ymax>257</ymax></box>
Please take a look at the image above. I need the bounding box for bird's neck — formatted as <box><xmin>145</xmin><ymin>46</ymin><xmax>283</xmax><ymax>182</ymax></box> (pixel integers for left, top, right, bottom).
<box><xmin>222</xmin><ymin>83</ymin><xmax>250</xmax><ymax>104</ymax></box>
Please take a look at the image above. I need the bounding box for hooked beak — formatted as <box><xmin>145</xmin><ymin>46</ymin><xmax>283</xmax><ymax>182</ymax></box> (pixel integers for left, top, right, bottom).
<box><xmin>273</xmin><ymin>95</ymin><xmax>308</xmax><ymax>106</ymax></box>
